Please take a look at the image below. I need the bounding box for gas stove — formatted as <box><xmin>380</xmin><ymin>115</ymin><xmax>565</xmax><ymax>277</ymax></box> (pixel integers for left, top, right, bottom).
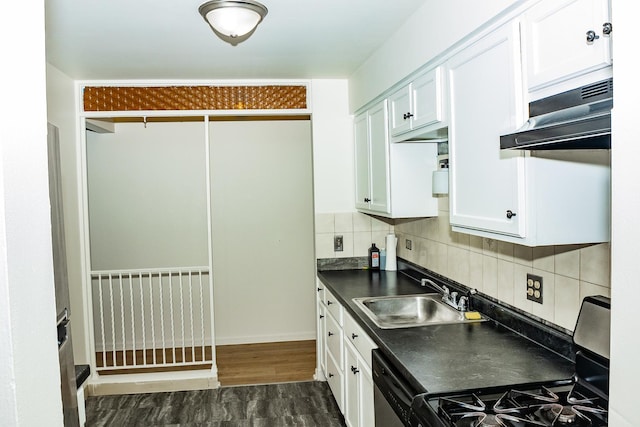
<box><xmin>409</xmin><ymin>296</ymin><xmax>611</xmax><ymax>427</ymax></box>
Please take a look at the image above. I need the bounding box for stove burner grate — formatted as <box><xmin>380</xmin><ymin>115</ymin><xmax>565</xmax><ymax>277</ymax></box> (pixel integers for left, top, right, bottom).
<box><xmin>438</xmin><ymin>385</ymin><xmax>607</xmax><ymax>427</ymax></box>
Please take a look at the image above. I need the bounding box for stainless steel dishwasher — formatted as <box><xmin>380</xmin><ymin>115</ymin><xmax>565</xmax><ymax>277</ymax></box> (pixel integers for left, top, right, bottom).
<box><xmin>372</xmin><ymin>349</ymin><xmax>418</xmax><ymax>427</ymax></box>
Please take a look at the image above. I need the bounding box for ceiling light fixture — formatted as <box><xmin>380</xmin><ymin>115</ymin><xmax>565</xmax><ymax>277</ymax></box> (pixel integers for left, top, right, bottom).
<box><xmin>198</xmin><ymin>0</ymin><xmax>268</xmax><ymax>41</ymax></box>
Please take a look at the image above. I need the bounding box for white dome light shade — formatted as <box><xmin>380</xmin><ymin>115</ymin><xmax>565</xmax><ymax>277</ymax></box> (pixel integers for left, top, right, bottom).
<box><xmin>199</xmin><ymin>1</ymin><xmax>268</xmax><ymax>39</ymax></box>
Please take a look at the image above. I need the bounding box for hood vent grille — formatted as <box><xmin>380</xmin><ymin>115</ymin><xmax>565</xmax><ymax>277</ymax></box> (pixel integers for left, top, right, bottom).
<box><xmin>501</xmin><ymin>78</ymin><xmax>612</xmax><ymax>150</ymax></box>
<box><xmin>581</xmin><ymin>79</ymin><xmax>612</xmax><ymax>99</ymax></box>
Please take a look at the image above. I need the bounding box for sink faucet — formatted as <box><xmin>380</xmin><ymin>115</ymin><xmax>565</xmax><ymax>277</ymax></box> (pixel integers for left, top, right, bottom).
<box><xmin>420</xmin><ymin>278</ymin><xmax>469</xmax><ymax>312</ymax></box>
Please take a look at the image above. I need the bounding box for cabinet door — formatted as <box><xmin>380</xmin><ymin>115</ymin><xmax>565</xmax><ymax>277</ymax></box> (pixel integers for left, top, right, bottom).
<box><xmin>448</xmin><ymin>21</ymin><xmax>527</xmax><ymax>237</ymax></box>
<box><xmin>317</xmin><ymin>300</ymin><xmax>326</xmax><ymax>376</ymax></box>
<box><xmin>523</xmin><ymin>0</ymin><xmax>612</xmax><ymax>90</ymax></box>
<box><xmin>354</xmin><ymin>112</ymin><xmax>371</xmax><ymax>210</ymax></box>
<box><xmin>388</xmin><ymin>85</ymin><xmax>412</xmax><ymax>136</ymax></box>
<box><xmin>326</xmin><ymin>352</ymin><xmax>344</xmax><ymax>413</ymax></box>
<box><xmin>359</xmin><ymin>362</ymin><xmax>375</xmax><ymax>427</ymax></box>
<box><xmin>368</xmin><ymin>101</ymin><xmax>390</xmax><ymax>213</ymax></box>
<box><xmin>411</xmin><ymin>67</ymin><xmax>443</xmax><ymax>129</ymax></box>
<box><xmin>344</xmin><ymin>343</ymin><xmax>359</xmax><ymax>427</ymax></box>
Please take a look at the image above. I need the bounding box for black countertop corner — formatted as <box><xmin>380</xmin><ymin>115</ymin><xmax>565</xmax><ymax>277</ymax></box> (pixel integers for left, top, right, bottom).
<box><xmin>317</xmin><ymin>263</ymin><xmax>575</xmax><ymax>397</ymax></box>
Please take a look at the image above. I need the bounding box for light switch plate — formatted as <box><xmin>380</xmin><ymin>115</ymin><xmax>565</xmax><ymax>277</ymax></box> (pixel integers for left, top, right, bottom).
<box><xmin>334</xmin><ymin>235</ymin><xmax>343</xmax><ymax>252</ymax></box>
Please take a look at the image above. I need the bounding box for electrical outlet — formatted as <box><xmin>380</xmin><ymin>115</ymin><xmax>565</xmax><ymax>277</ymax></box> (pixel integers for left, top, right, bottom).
<box><xmin>334</xmin><ymin>235</ymin><xmax>343</xmax><ymax>252</ymax></box>
<box><xmin>526</xmin><ymin>273</ymin><xmax>543</xmax><ymax>304</ymax></box>
<box><xmin>405</xmin><ymin>239</ymin><xmax>412</xmax><ymax>250</ymax></box>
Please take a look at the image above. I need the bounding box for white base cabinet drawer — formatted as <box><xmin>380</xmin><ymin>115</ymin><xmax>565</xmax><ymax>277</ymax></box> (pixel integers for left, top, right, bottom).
<box><xmin>325</xmin><ymin>289</ymin><xmax>343</xmax><ymax>325</ymax></box>
<box><xmin>344</xmin><ymin>311</ymin><xmax>377</xmax><ymax>367</ymax></box>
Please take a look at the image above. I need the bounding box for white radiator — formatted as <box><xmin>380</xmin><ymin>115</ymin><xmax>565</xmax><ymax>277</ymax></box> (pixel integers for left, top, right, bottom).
<box><xmin>91</xmin><ymin>267</ymin><xmax>212</xmax><ymax>372</ymax></box>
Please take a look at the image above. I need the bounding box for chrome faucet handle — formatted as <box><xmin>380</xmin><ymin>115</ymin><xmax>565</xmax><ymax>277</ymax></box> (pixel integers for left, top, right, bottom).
<box><xmin>457</xmin><ymin>296</ymin><xmax>468</xmax><ymax>312</ymax></box>
<box><xmin>450</xmin><ymin>291</ymin><xmax>458</xmax><ymax>306</ymax></box>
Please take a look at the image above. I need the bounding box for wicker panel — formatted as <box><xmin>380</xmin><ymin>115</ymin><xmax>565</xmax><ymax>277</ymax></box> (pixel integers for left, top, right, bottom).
<box><xmin>83</xmin><ymin>85</ymin><xmax>307</xmax><ymax>112</ymax></box>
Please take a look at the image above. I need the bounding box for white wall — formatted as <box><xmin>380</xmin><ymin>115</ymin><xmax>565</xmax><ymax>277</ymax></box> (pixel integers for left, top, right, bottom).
<box><xmin>0</xmin><ymin>1</ymin><xmax>64</xmax><ymax>425</ymax></box>
<box><xmin>86</xmin><ymin>121</ymin><xmax>209</xmax><ymax>270</ymax></box>
<box><xmin>310</xmin><ymin>80</ymin><xmax>355</xmax><ymax>213</ymax></box>
<box><xmin>46</xmin><ymin>64</ymin><xmax>90</xmax><ymax>364</ymax></box>
<box><xmin>609</xmin><ymin>2</ymin><xmax>640</xmax><ymax>426</ymax></box>
<box><xmin>349</xmin><ymin>0</ymin><xmax>517</xmax><ymax>111</ymax></box>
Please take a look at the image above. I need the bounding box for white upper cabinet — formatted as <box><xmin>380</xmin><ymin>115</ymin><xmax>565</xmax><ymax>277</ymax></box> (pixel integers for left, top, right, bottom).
<box><xmin>354</xmin><ymin>112</ymin><xmax>373</xmax><ymax>212</ymax></box>
<box><xmin>448</xmin><ymin>20</ymin><xmax>527</xmax><ymax>238</ymax></box>
<box><xmin>354</xmin><ymin>101</ymin><xmax>390</xmax><ymax>214</ymax></box>
<box><xmin>354</xmin><ymin>99</ymin><xmax>439</xmax><ymax>219</ymax></box>
<box><xmin>388</xmin><ymin>67</ymin><xmax>446</xmax><ymax>142</ymax></box>
<box><xmin>522</xmin><ymin>0</ymin><xmax>612</xmax><ymax>92</ymax></box>
<box><xmin>447</xmin><ymin>18</ymin><xmax>611</xmax><ymax>246</ymax></box>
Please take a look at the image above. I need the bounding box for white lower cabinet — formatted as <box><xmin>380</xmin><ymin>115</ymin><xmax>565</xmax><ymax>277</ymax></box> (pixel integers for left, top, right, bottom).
<box><xmin>316</xmin><ymin>282</ymin><xmax>377</xmax><ymax>427</ymax></box>
<box><xmin>344</xmin><ymin>336</ymin><xmax>376</xmax><ymax>427</ymax></box>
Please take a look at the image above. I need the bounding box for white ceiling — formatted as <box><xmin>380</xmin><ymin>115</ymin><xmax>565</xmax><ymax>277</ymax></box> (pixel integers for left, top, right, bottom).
<box><xmin>45</xmin><ymin>0</ymin><xmax>427</xmax><ymax>81</ymax></box>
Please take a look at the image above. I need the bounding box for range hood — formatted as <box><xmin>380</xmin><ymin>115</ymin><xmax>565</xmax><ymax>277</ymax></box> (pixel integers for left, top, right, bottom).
<box><xmin>500</xmin><ymin>78</ymin><xmax>612</xmax><ymax>150</ymax></box>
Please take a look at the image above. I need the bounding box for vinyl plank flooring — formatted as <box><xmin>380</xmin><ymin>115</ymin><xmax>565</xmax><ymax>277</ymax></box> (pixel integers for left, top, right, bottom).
<box><xmin>85</xmin><ymin>382</ymin><xmax>345</xmax><ymax>427</ymax></box>
<box><xmin>86</xmin><ymin>341</ymin><xmax>342</xmax><ymax>426</ymax></box>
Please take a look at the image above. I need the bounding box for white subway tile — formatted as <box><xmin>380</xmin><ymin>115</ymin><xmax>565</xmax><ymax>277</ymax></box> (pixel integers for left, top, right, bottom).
<box><xmin>554</xmin><ymin>275</ymin><xmax>581</xmax><ymax>331</ymax></box>
<box><xmin>482</xmin><ymin>255</ymin><xmax>498</xmax><ymax>297</ymax></box>
<box><xmin>580</xmin><ymin>243</ymin><xmax>610</xmax><ymax>287</ymax></box>
<box><xmin>497</xmin><ymin>241</ymin><xmax>514</xmax><ymax>262</ymax></box>
<box><xmin>315</xmin><ymin>233</ymin><xmax>335</xmax><ymax>259</ymax></box>
<box><xmin>353</xmin><ymin>231</ymin><xmax>372</xmax><ymax>257</ymax></box>
<box><xmin>314</xmin><ymin>213</ymin><xmax>334</xmax><ymax>233</ymax></box>
<box><xmin>334</xmin><ymin>213</ymin><xmax>353</xmax><ymax>233</ymax></box>
<box><xmin>514</xmin><ymin>245</ymin><xmax>533</xmax><ymax>267</ymax></box>
<box><xmin>555</xmin><ymin>245</ymin><xmax>581</xmax><ymax>279</ymax></box>
<box><xmin>497</xmin><ymin>259</ymin><xmax>515</xmax><ymax>305</ymax></box>
<box><xmin>533</xmin><ymin>246</ymin><xmax>555</xmax><ymax>273</ymax></box>
<box><xmin>352</xmin><ymin>212</ymin><xmax>372</xmax><ymax>232</ymax></box>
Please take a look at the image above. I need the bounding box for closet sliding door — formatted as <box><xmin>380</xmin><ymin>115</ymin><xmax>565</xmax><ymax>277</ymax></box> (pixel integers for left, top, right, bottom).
<box><xmin>209</xmin><ymin>119</ymin><xmax>315</xmax><ymax>345</ymax></box>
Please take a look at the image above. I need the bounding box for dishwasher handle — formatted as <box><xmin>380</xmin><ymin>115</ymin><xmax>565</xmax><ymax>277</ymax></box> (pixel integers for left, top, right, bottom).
<box><xmin>372</xmin><ymin>350</ymin><xmax>416</xmax><ymax>408</ymax></box>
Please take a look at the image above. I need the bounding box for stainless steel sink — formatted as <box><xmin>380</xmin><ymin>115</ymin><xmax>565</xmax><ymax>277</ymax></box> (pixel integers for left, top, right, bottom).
<box><xmin>352</xmin><ymin>294</ymin><xmax>486</xmax><ymax>329</ymax></box>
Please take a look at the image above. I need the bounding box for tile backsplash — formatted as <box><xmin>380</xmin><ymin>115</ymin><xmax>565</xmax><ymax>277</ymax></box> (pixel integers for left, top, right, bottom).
<box><xmin>315</xmin><ymin>206</ymin><xmax>611</xmax><ymax>332</ymax></box>
<box><xmin>315</xmin><ymin>212</ymin><xmax>394</xmax><ymax>259</ymax></box>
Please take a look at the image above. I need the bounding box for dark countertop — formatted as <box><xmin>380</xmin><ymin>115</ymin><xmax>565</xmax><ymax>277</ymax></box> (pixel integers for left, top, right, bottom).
<box><xmin>317</xmin><ymin>269</ymin><xmax>575</xmax><ymax>396</ymax></box>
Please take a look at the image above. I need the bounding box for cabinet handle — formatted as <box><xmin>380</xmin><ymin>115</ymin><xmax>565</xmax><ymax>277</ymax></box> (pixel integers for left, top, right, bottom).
<box><xmin>403</xmin><ymin>112</ymin><xmax>414</xmax><ymax>120</ymax></box>
<box><xmin>351</xmin><ymin>333</ymin><xmax>358</xmax><ymax>340</ymax></box>
<box><xmin>364</xmin><ymin>197</ymin><xmax>371</xmax><ymax>203</ymax></box>
<box><xmin>317</xmin><ymin>287</ymin><xmax>323</xmax><ymax>292</ymax></box>
<box><xmin>328</xmin><ymin>373</ymin><xmax>334</xmax><ymax>378</ymax></box>
<box><xmin>319</xmin><ymin>315</ymin><xmax>324</xmax><ymax>319</ymax></box>
<box><xmin>506</xmin><ymin>210</ymin><xmax>517</xmax><ymax>219</ymax></box>
<box><xmin>603</xmin><ymin>22</ymin><xmax>612</xmax><ymax>35</ymax></box>
<box><xmin>586</xmin><ymin>30</ymin><xmax>600</xmax><ymax>43</ymax></box>
<box><xmin>328</xmin><ymin>331</ymin><xmax>334</xmax><ymax>337</ymax></box>
<box><xmin>327</xmin><ymin>300</ymin><xmax>333</xmax><ymax>305</ymax></box>
<box><xmin>351</xmin><ymin>366</ymin><xmax>360</xmax><ymax>374</ymax></box>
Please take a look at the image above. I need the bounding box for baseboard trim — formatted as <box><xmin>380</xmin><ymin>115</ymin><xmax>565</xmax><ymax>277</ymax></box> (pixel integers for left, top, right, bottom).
<box><xmin>214</xmin><ymin>332</ymin><xmax>316</xmax><ymax>346</ymax></box>
<box><xmin>87</xmin><ymin>370</ymin><xmax>220</xmax><ymax>396</ymax></box>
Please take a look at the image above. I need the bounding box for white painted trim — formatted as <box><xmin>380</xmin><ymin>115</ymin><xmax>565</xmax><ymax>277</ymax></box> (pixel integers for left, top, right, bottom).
<box><xmin>80</xmin><ymin>109</ymin><xmax>312</xmax><ymax>119</ymax></box>
<box><xmin>215</xmin><ymin>332</ymin><xmax>317</xmax><ymax>346</ymax></box>
<box><xmin>86</xmin><ymin>370</ymin><xmax>220</xmax><ymax>396</ymax></box>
